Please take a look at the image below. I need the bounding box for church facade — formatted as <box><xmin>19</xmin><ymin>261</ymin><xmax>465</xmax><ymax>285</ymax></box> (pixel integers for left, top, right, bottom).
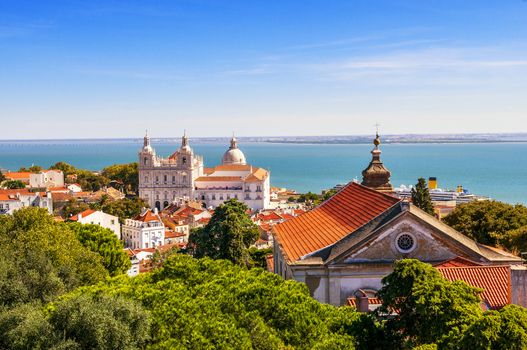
<box><xmin>138</xmin><ymin>133</ymin><xmax>270</xmax><ymax>211</ymax></box>
<box><xmin>272</xmin><ymin>134</ymin><xmax>526</xmax><ymax>309</ymax></box>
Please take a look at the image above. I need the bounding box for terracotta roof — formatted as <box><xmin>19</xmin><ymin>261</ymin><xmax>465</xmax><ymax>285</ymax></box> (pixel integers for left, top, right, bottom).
<box><xmin>164</xmin><ymin>231</ymin><xmax>179</xmax><ymax>239</ymax></box>
<box><xmin>257</xmin><ymin>212</ymin><xmax>283</xmax><ymax>221</ymax></box>
<box><xmin>134</xmin><ymin>210</ymin><xmax>162</xmax><ymax>223</ymax></box>
<box><xmin>204</xmin><ymin>167</ymin><xmax>215</xmax><ymax>174</ymax></box>
<box><xmin>245</xmin><ymin>168</ymin><xmax>269</xmax><ymax>182</ymax></box>
<box><xmin>434</xmin><ymin>256</ymin><xmax>483</xmax><ymax>268</ymax></box>
<box><xmin>4</xmin><ymin>172</ymin><xmax>31</xmax><ymax>180</ymax></box>
<box><xmin>48</xmin><ymin>187</ymin><xmax>69</xmax><ymax>192</ymax></box>
<box><xmin>213</xmin><ymin>164</ymin><xmax>253</xmax><ymax>171</ymax></box>
<box><xmin>51</xmin><ymin>193</ymin><xmax>74</xmax><ymax>202</ymax></box>
<box><xmin>437</xmin><ymin>265</ymin><xmax>511</xmax><ymax>309</ymax></box>
<box><xmin>194</xmin><ymin>176</ymin><xmax>242</xmax><ymax>182</ymax></box>
<box><xmin>347</xmin><ymin>297</ymin><xmax>382</xmax><ymax>308</ymax></box>
<box><xmin>70</xmin><ymin>209</ymin><xmax>97</xmax><ymax>221</ymax></box>
<box><xmin>273</xmin><ymin>182</ymin><xmax>401</xmax><ymax>262</ymax></box>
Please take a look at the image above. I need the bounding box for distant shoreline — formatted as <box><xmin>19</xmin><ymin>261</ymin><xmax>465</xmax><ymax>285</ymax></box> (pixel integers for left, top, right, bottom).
<box><xmin>1</xmin><ymin>133</ymin><xmax>527</xmax><ymax>145</ymax></box>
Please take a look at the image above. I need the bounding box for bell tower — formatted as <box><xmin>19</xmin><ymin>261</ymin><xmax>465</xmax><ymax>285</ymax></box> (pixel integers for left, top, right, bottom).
<box><xmin>361</xmin><ymin>132</ymin><xmax>393</xmax><ymax>193</ymax></box>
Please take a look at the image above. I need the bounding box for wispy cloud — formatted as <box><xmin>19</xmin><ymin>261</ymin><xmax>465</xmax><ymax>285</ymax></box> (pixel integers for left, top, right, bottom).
<box><xmin>306</xmin><ymin>45</ymin><xmax>527</xmax><ymax>84</ymax></box>
<box><xmin>0</xmin><ymin>22</ymin><xmax>54</xmax><ymax>38</ymax></box>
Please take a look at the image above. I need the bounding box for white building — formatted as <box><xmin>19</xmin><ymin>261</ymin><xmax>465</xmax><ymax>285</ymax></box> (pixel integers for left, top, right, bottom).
<box><xmin>122</xmin><ymin>209</ymin><xmax>165</xmax><ymax>249</ymax></box>
<box><xmin>0</xmin><ymin>189</ymin><xmax>53</xmax><ymax>215</ymax></box>
<box><xmin>138</xmin><ymin>132</ymin><xmax>271</xmax><ymax>211</ymax></box>
<box><xmin>124</xmin><ymin>248</ymin><xmax>141</xmax><ymax>277</ymax></box>
<box><xmin>70</xmin><ymin>209</ymin><xmax>121</xmax><ymax>239</ymax></box>
<box><xmin>29</xmin><ymin>170</ymin><xmax>64</xmax><ymax>189</ymax></box>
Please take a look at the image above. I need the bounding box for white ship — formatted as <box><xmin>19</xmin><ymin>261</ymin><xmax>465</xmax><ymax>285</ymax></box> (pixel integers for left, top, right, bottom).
<box><xmin>393</xmin><ymin>177</ymin><xmax>490</xmax><ymax>205</ymax></box>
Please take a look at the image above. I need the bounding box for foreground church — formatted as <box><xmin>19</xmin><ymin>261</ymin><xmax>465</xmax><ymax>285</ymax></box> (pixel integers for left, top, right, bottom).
<box><xmin>138</xmin><ymin>133</ymin><xmax>270</xmax><ymax>210</ymax></box>
<box><xmin>273</xmin><ymin>134</ymin><xmax>527</xmax><ymax>309</ymax></box>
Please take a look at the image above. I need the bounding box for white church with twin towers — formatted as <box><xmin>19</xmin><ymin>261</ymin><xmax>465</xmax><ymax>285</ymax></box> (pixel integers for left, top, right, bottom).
<box><xmin>138</xmin><ymin>132</ymin><xmax>271</xmax><ymax>211</ymax></box>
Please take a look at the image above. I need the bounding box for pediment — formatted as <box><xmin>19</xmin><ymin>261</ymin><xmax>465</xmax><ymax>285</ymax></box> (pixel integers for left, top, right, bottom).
<box><xmin>328</xmin><ymin>210</ymin><xmax>490</xmax><ymax>265</ymax></box>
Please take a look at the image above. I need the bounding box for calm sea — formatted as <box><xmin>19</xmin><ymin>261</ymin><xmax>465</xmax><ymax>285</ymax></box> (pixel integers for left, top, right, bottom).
<box><xmin>0</xmin><ymin>140</ymin><xmax>525</xmax><ymax>204</ymax></box>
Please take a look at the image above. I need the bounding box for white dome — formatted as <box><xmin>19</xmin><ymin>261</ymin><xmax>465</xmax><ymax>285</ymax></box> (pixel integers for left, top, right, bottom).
<box><xmin>222</xmin><ymin>136</ymin><xmax>246</xmax><ymax>165</ymax></box>
<box><xmin>222</xmin><ymin>148</ymin><xmax>246</xmax><ymax>165</ymax></box>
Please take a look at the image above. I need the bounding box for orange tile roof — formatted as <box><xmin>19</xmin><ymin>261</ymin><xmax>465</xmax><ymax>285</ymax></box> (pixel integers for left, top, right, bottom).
<box><xmin>257</xmin><ymin>212</ymin><xmax>283</xmax><ymax>221</ymax></box>
<box><xmin>246</xmin><ymin>167</ymin><xmax>268</xmax><ymax>182</ymax></box>
<box><xmin>273</xmin><ymin>182</ymin><xmax>401</xmax><ymax>262</ymax></box>
<box><xmin>194</xmin><ymin>176</ymin><xmax>243</xmax><ymax>182</ymax></box>
<box><xmin>70</xmin><ymin>209</ymin><xmax>97</xmax><ymax>221</ymax></box>
<box><xmin>4</xmin><ymin>172</ymin><xmax>31</xmax><ymax>180</ymax></box>
<box><xmin>434</xmin><ymin>256</ymin><xmax>483</xmax><ymax>268</ymax></box>
<box><xmin>437</xmin><ymin>265</ymin><xmax>511</xmax><ymax>309</ymax></box>
<box><xmin>213</xmin><ymin>164</ymin><xmax>253</xmax><ymax>171</ymax></box>
<box><xmin>204</xmin><ymin>167</ymin><xmax>215</xmax><ymax>174</ymax></box>
<box><xmin>347</xmin><ymin>297</ymin><xmax>382</xmax><ymax>308</ymax></box>
<box><xmin>134</xmin><ymin>210</ymin><xmax>162</xmax><ymax>223</ymax></box>
<box><xmin>164</xmin><ymin>231</ymin><xmax>179</xmax><ymax>239</ymax></box>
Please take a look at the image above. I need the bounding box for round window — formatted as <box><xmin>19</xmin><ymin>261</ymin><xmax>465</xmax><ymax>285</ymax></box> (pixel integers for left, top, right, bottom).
<box><xmin>396</xmin><ymin>233</ymin><xmax>415</xmax><ymax>253</ymax></box>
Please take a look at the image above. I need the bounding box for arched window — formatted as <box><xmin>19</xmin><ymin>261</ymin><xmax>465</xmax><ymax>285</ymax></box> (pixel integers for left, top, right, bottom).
<box><xmin>155</xmin><ymin>201</ymin><xmax>161</xmax><ymax>211</ymax></box>
<box><xmin>144</xmin><ymin>157</ymin><xmax>148</xmax><ymax>165</ymax></box>
<box><xmin>182</xmin><ymin>157</ymin><xmax>187</xmax><ymax>164</ymax></box>
<box><xmin>163</xmin><ymin>201</ymin><xmax>169</xmax><ymax>209</ymax></box>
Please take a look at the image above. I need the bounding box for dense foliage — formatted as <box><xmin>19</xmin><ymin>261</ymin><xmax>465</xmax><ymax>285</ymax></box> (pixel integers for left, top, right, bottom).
<box><xmin>30</xmin><ymin>255</ymin><xmax>358</xmax><ymax>349</ymax></box>
<box><xmin>101</xmin><ymin>162</ymin><xmax>139</xmax><ymax>193</ymax></box>
<box><xmin>3</xmin><ymin>180</ymin><xmax>26</xmax><ymax>189</ymax></box>
<box><xmin>0</xmin><ymin>294</ymin><xmax>150</xmax><ymax>349</ymax></box>
<box><xmin>0</xmin><ymin>208</ymin><xmax>108</xmax><ymax>307</ymax></box>
<box><xmin>67</xmin><ymin>222</ymin><xmax>131</xmax><ymax>276</ymax></box>
<box><xmin>360</xmin><ymin>259</ymin><xmax>527</xmax><ymax>350</ymax></box>
<box><xmin>411</xmin><ymin>177</ymin><xmax>435</xmax><ymax>215</ymax></box>
<box><xmin>96</xmin><ymin>196</ymin><xmax>149</xmax><ymax>223</ymax></box>
<box><xmin>444</xmin><ymin>200</ymin><xmax>527</xmax><ymax>253</ymax></box>
<box><xmin>189</xmin><ymin>199</ymin><xmax>259</xmax><ymax>266</ymax></box>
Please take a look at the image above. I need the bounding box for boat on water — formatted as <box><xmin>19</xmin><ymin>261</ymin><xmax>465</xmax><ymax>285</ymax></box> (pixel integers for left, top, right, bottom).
<box><xmin>393</xmin><ymin>177</ymin><xmax>490</xmax><ymax>205</ymax></box>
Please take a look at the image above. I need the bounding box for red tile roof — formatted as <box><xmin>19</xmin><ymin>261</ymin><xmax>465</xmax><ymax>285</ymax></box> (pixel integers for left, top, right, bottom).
<box><xmin>70</xmin><ymin>209</ymin><xmax>97</xmax><ymax>221</ymax></box>
<box><xmin>134</xmin><ymin>210</ymin><xmax>162</xmax><ymax>223</ymax></box>
<box><xmin>4</xmin><ymin>172</ymin><xmax>31</xmax><ymax>180</ymax></box>
<box><xmin>257</xmin><ymin>212</ymin><xmax>283</xmax><ymax>222</ymax></box>
<box><xmin>434</xmin><ymin>256</ymin><xmax>483</xmax><ymax>268</ymax></box>
<box><xmin>347</xmin><ymin>297</ymin><xmax>382</xmax><ymax>308</ymax></box>
<box><xmin>195</xmin><ymin>176</ymin><xmax>243</xmax><ymax>182</ymax></box>
<box><xmin>437</xmin><ymin>265</ymin><xmax>511</xmax><ymax>309</ymax></box>
<box><xmin>273</xmin><ymin>182</ymin><xmax>401</xmax><ymax>262</ymax></box>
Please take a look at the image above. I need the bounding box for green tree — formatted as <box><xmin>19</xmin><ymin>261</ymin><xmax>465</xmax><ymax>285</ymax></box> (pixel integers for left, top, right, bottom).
<box><xmin>411</xmin><ymin>178</ymin><xmax>435</xmax><ymax>215</ymax></box>
<box><xmin>49</xmin><ymin>161</ymin><xmax>77</xmax><ymax>176</ymax></box>
<box><xmin>67</xmin><ymin>222</ymin><xmax>131</xmax><ymax>276</ymax></box>
<box><xmin>0</xmin><ymin>170</ymin><xmax>5</xmax><ymax>183</ymax></box>
<box><xmin>248</xmin><ymin>247</ymin><xmax>273</xmax><ymax>269</ymax></box>
<box><xmin>0</xmin><ymin>208</ymin><xmax>108</xmax><ymax>307</ymax></box>
<box><xmin>0</xmin><ymin>295</ymin><xmax>150</xmax><ymax>350</ymax></box>
<box><xmin>101</xmin><ymin>163</ymin><xmax>139</xmax><ymax>193</ymax></box>
<box><xmin>61</xmin><ymin>198</ymin><xmax>90</xmax><ymax>218</ymax></box>
<box><xmin>189</xmin><ymin>199</ymin><xmax>259</xmax><ymax>266</ymax></box>
<box><xmin>3</xmin><ymin>180</ymin><xmax>26</xmax><ymax>189</ymax></box>
<box><xmin>444</xmin><ymin>200</ymin><xmax>527</xmax><ymax>247</ymax></box>
<box><xmin>99</xmin><ymin>197</ymin><xmax>148</xmax><ymax>223</ymax></box>
<box><xmin>377</xmin><ymin>259</ymin><xmax>482</xmax><ymax>348</ymax></box>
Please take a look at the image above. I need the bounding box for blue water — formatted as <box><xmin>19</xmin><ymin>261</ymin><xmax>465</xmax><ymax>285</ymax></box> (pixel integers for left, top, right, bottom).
<box><xmin>0</xmin><ymin>140</ymin><xmax>526</xmax><ymax>204</ymax></box>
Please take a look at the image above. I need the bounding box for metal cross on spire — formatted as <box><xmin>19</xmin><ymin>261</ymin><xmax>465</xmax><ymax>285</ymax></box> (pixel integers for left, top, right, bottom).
<box><xmin>374</xmin><ymin>122</ymin><xmax>381</xmax><ymax>136</ymax></box>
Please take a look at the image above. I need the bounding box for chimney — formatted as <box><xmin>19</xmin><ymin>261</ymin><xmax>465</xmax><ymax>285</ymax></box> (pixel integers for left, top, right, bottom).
<box><xmin>401</xmin><ymin>198</ymin><xmax>411</xmax><ymax>211</ymax></box>
<box><xmin>355</xmin><ymin>290</ymin><xmax>370</xmax><ymax>313</ymax></box>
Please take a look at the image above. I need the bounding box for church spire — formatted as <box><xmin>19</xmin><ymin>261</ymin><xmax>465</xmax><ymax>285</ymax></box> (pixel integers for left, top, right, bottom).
<box><xmin>144</xmin><ymin>130</ymin><xmax>150</xmax><ymax>148</ymax></box>
<box><xmin>361</xmin><ymin>132</ymin><xmax>393</xmax><ymax>192</ymax></box>
<box><xmin>180</xmin><ymin>130</ymin><xmax>192</xmax><ymax>153</ymax></box>
<box><xmin>230</xmin><ymin>133</ymin><xmax>238</xmax><ymax>149</ymax></box>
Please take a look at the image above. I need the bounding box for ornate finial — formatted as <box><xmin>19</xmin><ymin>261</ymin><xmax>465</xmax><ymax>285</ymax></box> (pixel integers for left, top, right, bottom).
<box><xmin>143</xmin><ymin>130</ymin><xmax>150</xmax><ymax>147</ymax></box>
<box><xmin>230</xmin><ymin>133</ymin><xmax>238</xmax><ymax>149</ymax></box>
<box><xmin>181</xmin><ymin>130</ymin><xmax>190</xmax><ymax>148</ymax></box>
<box><xmin>373</xmin><ymin>123</ymin><xmax>381</xmax><ymax>148</ymax></box>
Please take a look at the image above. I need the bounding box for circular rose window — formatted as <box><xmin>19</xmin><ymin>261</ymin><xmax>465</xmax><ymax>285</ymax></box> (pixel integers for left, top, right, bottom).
<box><xmin>396</xmin><ymin>233</ymin><xmax>415</xmax><ymax>253</ymax></box>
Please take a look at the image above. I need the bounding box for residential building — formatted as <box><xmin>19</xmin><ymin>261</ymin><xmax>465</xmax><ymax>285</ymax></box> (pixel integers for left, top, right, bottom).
<box><xmin>70</xmin><ymin>209</ymin><xmax>121</xmax><ymax>238</ymax></box>
<box><xmin>29</xmin><ymin>170</ymin><xmax>64</xmax><ymax>189</ymax></box>
<box><xmin>0</xmin><ymin>189</ymin><xmax>53</xmax><ymax>214</ymax></box>
<box><xmin>122</xmin><ymin>209</ymin><xmax>165</xmax><ymax>249</ymax></box>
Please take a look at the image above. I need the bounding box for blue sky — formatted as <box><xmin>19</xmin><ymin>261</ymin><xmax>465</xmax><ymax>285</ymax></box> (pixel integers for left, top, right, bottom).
<box><xmin>1</xmin><ymin>0</ymin><xmax>526</xmax><ymax>139</ymax></box>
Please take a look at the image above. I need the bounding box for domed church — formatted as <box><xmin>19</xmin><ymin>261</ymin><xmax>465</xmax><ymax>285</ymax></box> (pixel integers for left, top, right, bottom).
<box><xmin>138</xmin><ymin>133</ymin><xmax>270</xmax><ymax>211</ymax></box>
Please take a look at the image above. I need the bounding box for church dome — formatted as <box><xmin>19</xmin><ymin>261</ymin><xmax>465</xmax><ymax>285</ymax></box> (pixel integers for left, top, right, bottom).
<box><xmin>222</xmin><ymin>136</ymin><xmax>247</xmax><ymax>165</ymax></box>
